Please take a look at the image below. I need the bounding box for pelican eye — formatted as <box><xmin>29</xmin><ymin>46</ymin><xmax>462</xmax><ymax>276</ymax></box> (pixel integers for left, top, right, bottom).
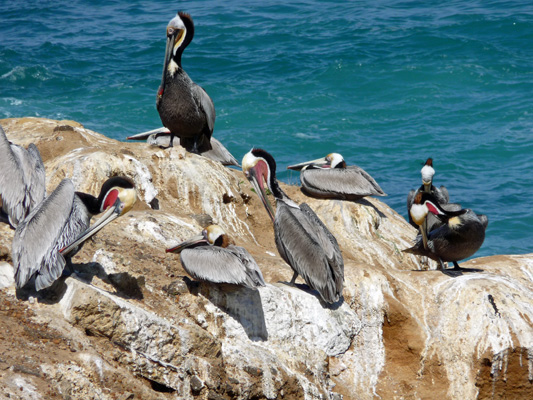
<box><xmin>167</xmin><ymin>27</ymin><xmax>175</xmax><ymax>36</ymax></box>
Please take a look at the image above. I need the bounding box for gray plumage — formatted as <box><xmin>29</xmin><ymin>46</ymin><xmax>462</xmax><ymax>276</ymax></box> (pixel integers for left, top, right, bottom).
<box><xmin>127</xmin><ymin>128</ymin><xmax>239</xmax><ymax>166</ymax></box>
<box><xmin>242</xmin><ymin>148</ymin><xmax>344</xmax><ymax>304</ymax></box>
<box><xmin>275</xmin><ymin>201</ymin><xmax>344</xmax><ymax>303</ymax></box>
<box><xmin>13</xmin><ymin>179</ymin><xmax>90</xmax><ymax>291</ymax></box>
<box><xmin>12</xmin><ymin>176</ymin><xmax>137</xmax><ymax>291</ymax></box>
<box><xmin>180</xmin><ymin>245</ymin><xmax>265</xmax><ymax>289</ymax></box>
<box><xmin>300</xmin><ymin>166</ymin><xmax>386</xmax><ymax>200</ymax></box>
<box><xmin>288</xmin><ymin>153</ymin><xmax>385</xmax><ymax>201</ymax></box>
<box><xmin>156</xmin><ymin>12</ymin><xmax>215</xmax><ymax>153</ymax></box>
<box><xmin>0</xmin><ymin>125</ymin><xmax>46</xmax><ymax>227</ymax></box>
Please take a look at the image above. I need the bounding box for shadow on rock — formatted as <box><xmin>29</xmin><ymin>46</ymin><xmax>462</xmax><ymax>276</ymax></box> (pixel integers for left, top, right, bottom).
<box><xmin>279</xmin><ymin>281</ymin><xmax>344</xmax><ymax>310</ymax></box>
<box><xmin>165</xmin><ymin>276</ymin><xmax>268</xmax><ymax>341</ymax></box>
<box><xmin>16</xmin><ymin>262</ymin><xmax>144</xmax><ymax>303</ymax></box>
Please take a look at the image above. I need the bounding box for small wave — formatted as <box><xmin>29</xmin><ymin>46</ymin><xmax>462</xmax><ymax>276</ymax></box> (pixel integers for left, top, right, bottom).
<box><xmin>1</xmin><ymin>97</ymin><xmax>23</xmax><ymax>106</ymax></box>
<box><xmin>0</xmin><ymin>65</ymin><xmax>52</xmax><ymax>82</ymax></box>
<box><xmin>294</xmin><ymin>132</ymin><xmax>319</xmax><ymax>140</ymax></box>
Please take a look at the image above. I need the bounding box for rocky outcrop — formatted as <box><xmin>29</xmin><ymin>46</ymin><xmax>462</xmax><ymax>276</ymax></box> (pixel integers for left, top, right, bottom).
<box><xmin>0</xmin><ymin>117</ymin><xmax>532</xmax><ymax>399</ymax></box>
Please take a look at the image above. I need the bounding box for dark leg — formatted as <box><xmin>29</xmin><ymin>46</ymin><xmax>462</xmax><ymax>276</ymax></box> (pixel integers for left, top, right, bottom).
<box><xmin>289</xmin><ymin>272</ymin><xmax>298</xmax><ymax>285</ymax></box>
<box><xmin>449</xmin><ymin>261</ymin><xmax>483</xmax><ymax>273</ymax></box>
<box><xmin>190</xmin><ymin>138</ymin><xmax>201</xmax><ymax>155</ymax></box>
<box><xmin>440</xmin><ymin>258</ymin><xmax>464</xmax><ymax>277</ymax></box>
<box><xmin>169</xmin><ymin>133</ymin><xmax>175</xmax><ymax>148</ymax></box>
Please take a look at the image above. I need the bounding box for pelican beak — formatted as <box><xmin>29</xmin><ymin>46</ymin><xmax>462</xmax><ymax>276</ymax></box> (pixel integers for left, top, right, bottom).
<box><xmin>60</xmin><ymin>200</ymin><xmax>122</xmax><ymax>256</ymax></box>
<box><xmin>247</xmin><ymin>167</ymin><xmax>275</xmax><ymax>222</ymax></box>
<box><xmin>60</xmin><ymin>188</ymin><xmax>136</xmax><ymax>256</ymax></box>
<box><xmin>166</xmin><ymin>234</ymin><xmax>206</xmax><ymax>253</ymax></box>
<box><xmin>287</xmin><ymin>157</ymin><xmax>328</xmax><ymax>171</ymax></box>
<box><xmin>420</xmin><ymin>222</ymin><xmax>429</xmax><ymax>251</ymax></box>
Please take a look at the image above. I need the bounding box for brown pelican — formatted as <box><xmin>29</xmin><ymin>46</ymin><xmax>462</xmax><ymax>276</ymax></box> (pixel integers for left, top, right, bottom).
<box><xmin>406</xmin><ymin>157</ymin><xmax>464</xmax><ymax>248</ymax></box>
<box><xmin>166</xmin><ymin>224</ymin><xmax>265</xmax><ymax>289</ymax></box>
<box><xmin>13</xmin><ymin>177</ymin><xmax>136</xmax><ymax>291</ymax></box>
<box><xmin>0</xmin><ymin>125</ymin><xmax>46</xmax><ymax>227</ymax></box>
<box><xmin>404</xmin><ymin>192</ymin><xmax>488</xmax><ymax>274</ymax></box>
<box><xmin>242</xmin><ymin>148</ymin><xmax>344</xmax><ymax>304</ymax></box>
<box><xmin>156</xmin><ymin>12</ymin><xmax>215</xmax><ymax>154</ymax></box>
<box><xmin>287</xmin><ymin>152</ymin><xmax>386</xmax><ymax>200</ymax></box>
<box><xmin>126</xmin><ymin>127</ymin><xmax>239</xmax><ymax>166</ymax></box>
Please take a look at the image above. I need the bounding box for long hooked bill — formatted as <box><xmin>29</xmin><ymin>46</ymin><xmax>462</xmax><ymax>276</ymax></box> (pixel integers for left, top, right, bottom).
<box><xmin>248</xmin><ymin>170</ymin><xmax>275</xmax><ymax>222</ymax></box>
<box><xmin>420</xmin><ymin>219</ymin><xmax>429</xmax><ymax>251</ymax></box>
<box><xmin>287</xmin><ymin>156</ymin><xmax>328</xmax><ymax>171</ymax></box>
<box><xmin>166</xmin><ymin>235</ymin><xmax>206</xmax><ymax>253</ymax></box>
<box><xmin>60</xmin><ymin>200</ymin><xmax>122</xmax><ymax>256</ymax></box>
<box><xmin>126</xmin><ymin>127</ymin><xmax>170</xmax><ymax>141</ymax></box>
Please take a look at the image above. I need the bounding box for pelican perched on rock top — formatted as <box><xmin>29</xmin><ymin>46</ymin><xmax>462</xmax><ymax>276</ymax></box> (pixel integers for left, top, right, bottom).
<box><xmin>0</xmin><ymin>124</ymin><xmax>46</xmax><ymax>227</ymax></box>
<box><xmin>13</xmin><ymin>176</ymin><xmax>136</xmax><ymax>291</ymax></box>
<box><xmin>166</xmin><ymin>225</ymin><xmax>265</xmax><ymax>289</ymax></box>
<box><xmin>126</xmin><ymin>127</ymin><xmax>239</xmax><ymax>166</ymax></box>
<box><xmin>156</xmin><ymin>11</ymin><xmax>215</xmax><ymax>154</ymax></box>
<box><xmin>242</xmin><ymin>148</ymin><xmax>344</xmax><ymax>304</ymax></box>
<box><xmin>404</xmin><ymin>192</ymin><xmax>488</xmax><ymax>275</ymax></box>
<box><xmin>288</xmin><ymin>152</ymin><xmax>386</xmax><ymax>201</ymax></box>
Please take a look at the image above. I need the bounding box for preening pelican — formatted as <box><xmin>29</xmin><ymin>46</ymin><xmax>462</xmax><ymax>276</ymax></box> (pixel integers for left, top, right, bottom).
<box><xmin>126</xmin><ymin>127</ymin><xmax>239</xmax><ymax>166</ymax></box>
<box><xmin>288</xmin><ymin>153</ymin><xmax>386</xmax><ymax>200</ymax></box>
<box><xmin>156</xmin><ymin>12</ymin><xmax>215</xmax><ymax>154</ymax></box>
<box><xmin>13</xmin><ymin>177</ymin><xmax>136</xmax><ymax>291</ymax></box>
<box><xmin>242</xmin><ymin>148</ymin><xmax>344</xmax><ymax>304</ymax></box>
<box><xmin>404</xmin><ymin>192</ymin><xmax>488</xmax><ymax>274</ymax></box>
<box><xmin>0</xmin><ymin>125</ymin><xmax>45</xmax><ymax>227</ymax></box>
<box><xmin>166</xmin><ymin>225</ymin><xmax>265</xmax><ymax>289</ymax></box>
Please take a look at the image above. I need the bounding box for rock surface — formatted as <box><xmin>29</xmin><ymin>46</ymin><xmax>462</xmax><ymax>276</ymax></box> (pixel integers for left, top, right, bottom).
<box><xmin>0</xmin><ymin>117</ymin><xmax>532</xmax><ymax>399</ymax></box>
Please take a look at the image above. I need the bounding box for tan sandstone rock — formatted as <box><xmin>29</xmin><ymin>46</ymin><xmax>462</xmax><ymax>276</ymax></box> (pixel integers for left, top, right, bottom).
<box><xmin>0</xmin><ymin>117</ymin><xmax>532</xmax><ymax>399</ymax></box>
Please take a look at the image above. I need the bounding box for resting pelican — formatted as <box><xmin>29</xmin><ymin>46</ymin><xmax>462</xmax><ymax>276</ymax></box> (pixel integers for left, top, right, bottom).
<box><xmin>126</xmin><ymin>128</ymin><xmax>239</xmax><ymax>166</ymax></box>
<box><xmin>13</xmin><ymin>176</ymin><xmax>136</xmax><ymax>291</ymax></box>
<box><xmin>156</xmin><ymin>12</ymin><xmax>215</xmax><ymax>154</ymax></box>
<box><xmin>404</xmin><ymin>192</ymin><xmax>488</xmax><ymax>274</ymax></box>
<box><xmin>288</xmin><ymin>153</ymin><xmax>386</xmax><ymax>200</ymax></box>
<box><xmin>0</xmin><ymin>125</ymin><xmax>46</xmax><ymax>227</ymax></box>
<box><xmin>242</xmin><ymin>148</ymin><xmax>344</xmax><ymax>304</ymax></box>
<box><xmin>166</xmin><ymin>225</ymin><xmax>265</xmax><ymax>289</ymax></box>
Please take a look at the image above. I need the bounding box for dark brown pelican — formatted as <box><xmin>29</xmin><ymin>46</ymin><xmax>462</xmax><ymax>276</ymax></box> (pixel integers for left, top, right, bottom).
<box><xmin>0</xmin><ymin>125</ymin><xmax>46</xmax><ymax>227</ymax></box>
<box><xmin>13</xmin><ymin>177</ymin><xmax>136</xmax><ymax>291</ymax></box>
<box><xmin>242</xmin><ymin>148</ymin><xmax>344</xmax><ymax>304</ymax></box>
<box><xmin>404</xmin><ymin>192</ymin><xmax>488</xmax><ymax>274</ymax></box>
<box><xmin>166</xmin><ymin>224</ymin><xmax>265</xmax><ymax>289</ymax></box>
<box><xmin>156</xmin><ymin>12</ymin><xmax>215</xmax><ymax>154</ymax></box>
<box><xmin>126</xmin><ymin>128</ymin><xmax>239</xmax><ymax>166</ymax></box>
<box><xmin>287</xmin><ymin>152</ymin><xmax>386</xmax><ymax>200</ymax></box>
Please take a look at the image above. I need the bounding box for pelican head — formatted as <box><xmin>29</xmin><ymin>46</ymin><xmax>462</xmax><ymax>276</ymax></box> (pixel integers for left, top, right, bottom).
<box><xmin>242</xmin><ymin>148</ymin><xmax>277</xmax><ymax>221</ymax></box>
<box><xmin>60</xmin><ymin>177</ymin><xmax>137</xmax><ymax>256</ymax></box>
<box><xmin>166</xmin><ymin>225</ymin><xmax>231</xmax><ymax>253</ymax></box>
<box><xmin>159</xmin><ymin>12</ymin><xmax>194</xmax><ymax>98</ymax></box>
<box><xmin>287</xmin><ymin>152</ymin><xmax>346</xmax><ymax>171</ymax></box>
<box><xmin>420</xmin><ymin>158</ymin><xmax>435</xmax><ymax>191</ymax></box>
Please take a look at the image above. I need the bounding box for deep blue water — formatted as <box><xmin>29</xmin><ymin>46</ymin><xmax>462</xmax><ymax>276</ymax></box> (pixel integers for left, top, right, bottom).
<box><xmin>1</xmin><ymin>1</ymin><xmax>532</xmax><ymax>258</ymax></box>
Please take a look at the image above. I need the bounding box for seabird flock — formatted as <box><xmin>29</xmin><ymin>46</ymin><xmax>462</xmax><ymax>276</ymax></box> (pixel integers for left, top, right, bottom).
<box><xmin>0</xmin><ymin>12</ymin><xmax>488</xmax><ymax>300</ymax></box>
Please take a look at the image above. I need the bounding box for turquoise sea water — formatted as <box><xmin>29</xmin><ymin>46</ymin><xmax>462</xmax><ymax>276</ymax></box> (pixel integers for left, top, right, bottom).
<box><xmin>1</xmin><ymin>1</ymin><xmax>532</xmax><ymax>258</ymax></box>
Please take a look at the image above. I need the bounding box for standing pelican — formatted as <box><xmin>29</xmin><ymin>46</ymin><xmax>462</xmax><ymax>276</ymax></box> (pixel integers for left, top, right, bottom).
<box><xmin>288</xmin><ymin>152</ymin><xmax>386</xmax><ymax>200</ymax></box>
<box><xmin>407</xmin><ymin>158</ymin><xmax>458</xmax><ymax>229</ymax></box>
<box><xmin>0</xmin><ymin>125</ymin><xmax>45</xmax><ymax>227</ymax></box>
<box><xmin>166</xmin><ymin>225</ymin><xmax>265</xmax><ymax>289</ymax></box>
<box><xmin>156</xmin><ymin>12</ymin><xmax>215</xmax><ymax>154</ymax></box>
<box><xmin>404</xmin><ymin>192</ymin><xmax>488</xmax><ymax>274</ymax></box>
<box><xmin>242</xmin><ymin>148</ymin><xmax>344</xmax><ymax>304</ymax></box>
<box><xmin>126</xmin><ymin>128</ymin><xmax>239</xmax><ymax>166</ymax></box>
<box><xmin>13</xmin><ymin>177</ymin><xmax>136</xmax><ymax>291</ymax></box>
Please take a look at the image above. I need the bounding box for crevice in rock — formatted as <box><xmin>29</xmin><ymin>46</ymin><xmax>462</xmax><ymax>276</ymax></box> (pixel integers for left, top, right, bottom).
<box><xmin>147</xmin><ymin>378</ymin><xmax>176</xmax><ymax>393</ymax></box>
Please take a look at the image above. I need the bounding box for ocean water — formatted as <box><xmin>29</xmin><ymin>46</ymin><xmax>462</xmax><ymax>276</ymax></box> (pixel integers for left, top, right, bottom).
<box><xmin>1</xmin><ymin>0</ymin><xmax>532</xmax><ymax>258</ymax></box>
